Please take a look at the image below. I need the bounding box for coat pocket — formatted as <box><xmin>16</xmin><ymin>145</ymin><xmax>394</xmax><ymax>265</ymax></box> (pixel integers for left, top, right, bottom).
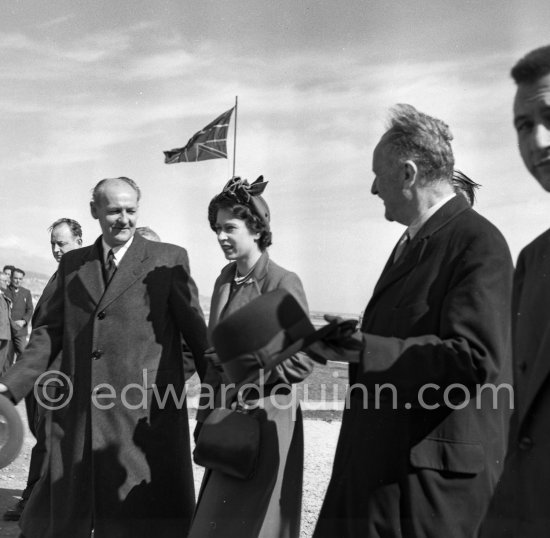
<box><xmin>410</xmin><ymin>437</ymin><xmax>485</xmax><ymax>475</ymax></box>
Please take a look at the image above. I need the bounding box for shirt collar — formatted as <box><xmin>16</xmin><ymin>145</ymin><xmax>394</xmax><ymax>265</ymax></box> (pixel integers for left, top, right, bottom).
<box><xmin>102</xmin><ymin>235</ymin><xmax>134</xmax><ymax>266</ymax></box>
<box><xmin>407</xmin><ymin>193</ymin><xmax>456</xmax><ymax>240</ymax></box>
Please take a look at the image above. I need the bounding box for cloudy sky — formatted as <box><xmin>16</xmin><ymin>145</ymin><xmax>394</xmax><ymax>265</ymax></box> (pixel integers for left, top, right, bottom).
<box><xmin>1</xmin><ymin>0</ymin><xmax>549</xmax><ymax>313</ymax></box>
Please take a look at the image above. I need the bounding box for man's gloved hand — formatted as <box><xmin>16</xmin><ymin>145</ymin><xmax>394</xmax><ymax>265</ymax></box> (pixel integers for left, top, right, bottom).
<box><xmin>306</xmin><ymin>315</ymin><xmax>363</xmax><ymax>364</ymax></box>
<box><xmin>204</xmin><ymin>347</ymin><xmax>224</xmax><ymax>373</ymax></box>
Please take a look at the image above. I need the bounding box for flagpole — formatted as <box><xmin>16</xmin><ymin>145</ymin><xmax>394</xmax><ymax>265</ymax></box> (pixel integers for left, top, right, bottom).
<box><xmin>232</xmin><ymin>96</ymin><xmax>238</xmax><ymax>177</ymax></box>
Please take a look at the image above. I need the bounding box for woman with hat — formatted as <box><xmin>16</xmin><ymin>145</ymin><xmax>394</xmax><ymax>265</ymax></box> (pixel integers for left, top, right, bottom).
<box><xmin>190</xmin><ymin>176</ymin><xmax>313</xmax><ymax>538</ymax></box>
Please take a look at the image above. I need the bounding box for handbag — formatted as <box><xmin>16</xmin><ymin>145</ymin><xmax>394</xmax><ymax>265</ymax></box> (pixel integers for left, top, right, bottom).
<box><xmin>193</xmin><ymin>343</ymin><xmax>291</xmax><ymax>480</ymax></box>
<box><xmin>193</xmin><ymin>405</ymin><xmax>260</xmax><ymax>480</ymax></box>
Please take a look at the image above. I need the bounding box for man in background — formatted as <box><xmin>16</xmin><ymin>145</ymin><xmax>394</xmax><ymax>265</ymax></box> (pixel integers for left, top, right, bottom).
<box><xmin>3</xmin><ymin>218</ymin><xmax>83</xmax><ymax>522</ymax></box>
<box><xmin>0</xmin><ymin>272</ymin><xmax>12</xmax><ymax>375</ymax></box>
<box><xmin>136</xmin><ymin>226</ymin><xmax>161</xmax><ymax>242</ymax></box>
<box><xmin>311</xmin><ymin>104</ymin><xmax>513</xmax><ymax>537</ymax></box>
<box><xmin>482</xmin><ymin>44</ymin><xmax>550</xmax><ymax>537</ymax></box>
<box><xmin>3</xmin><ymin>266</ymin><xmax>15</xmax><ymax>279</ymax></box>
<box><xmin>4</xmin><ymin>268</ymin><xmax>33</xmax><ymax>361</ymax></box>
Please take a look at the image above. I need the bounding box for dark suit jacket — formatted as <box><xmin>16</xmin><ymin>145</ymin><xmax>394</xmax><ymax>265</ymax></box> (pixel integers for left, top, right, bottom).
<box><xmin>482</xmin><ymin>228</ymin><xmax>550</xmax><ymax>537</ymax></box>
<box><xmin>4</xmin><ymin>285</ymin><xmax>33</xmax><ymax>336</ymax></box>
<box><xmin>315</xmin><ymin>195</ymin><xmax>514</xmax><ymax>538</ymax></box>
<box><xmin>2</xmin><ymin>233</ymin><xmax>208</xmax><ymax>538</ymax></box>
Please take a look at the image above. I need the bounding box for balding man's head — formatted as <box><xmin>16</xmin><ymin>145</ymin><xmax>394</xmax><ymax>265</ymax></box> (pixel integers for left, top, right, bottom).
<box><xmin>90</xmin><ymin>177</ymin><xmax>140</xmax><ymax>248</ymax></box>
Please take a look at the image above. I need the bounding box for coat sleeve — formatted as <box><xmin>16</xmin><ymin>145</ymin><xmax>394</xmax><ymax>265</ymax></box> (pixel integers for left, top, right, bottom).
<box><xmin>267</xmin><ymin>271</ymin><xmax>314</xmax><ymax>385</ymax></box>
<box><xmin>356</xmin><ymin>227</ymin><xmax>513</xmax><ymax>403</ymax></box>
<box><xmin>169</xmin><ymin>248</ymin><xmax>208</xmax><ymax>381</ymax></box>
<box><xmin>0</xmin><ymin>262</ymin><xmax>65</xmax><ymax>402</ymax></box>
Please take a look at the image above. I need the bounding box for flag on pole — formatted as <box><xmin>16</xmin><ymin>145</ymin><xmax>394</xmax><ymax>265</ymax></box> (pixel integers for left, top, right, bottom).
<box><xmin>164</xmin><ymin>107</ymin><xmax>235</xmax><ymax>164</ymax></box>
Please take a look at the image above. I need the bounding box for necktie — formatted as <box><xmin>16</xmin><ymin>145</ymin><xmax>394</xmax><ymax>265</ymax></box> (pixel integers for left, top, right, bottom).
<box><xmin>393</xmin><ymin>231</ymin><xmax>410</xmax><ymax>263</ymax></box>
<box><xmin>104</xmin><ymin>249</ymin><xmax>117</xmax><ymax>283</ymax></box>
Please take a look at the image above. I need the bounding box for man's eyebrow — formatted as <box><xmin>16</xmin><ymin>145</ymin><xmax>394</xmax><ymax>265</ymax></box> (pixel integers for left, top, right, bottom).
<box><xmin>514</xmin><ymin>114</ymin><xmax>529</xmax><ymax>125</ymax></box>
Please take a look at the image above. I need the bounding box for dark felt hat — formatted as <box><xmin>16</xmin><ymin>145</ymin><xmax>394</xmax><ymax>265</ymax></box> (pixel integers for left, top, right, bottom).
<box><xmin>0</xmin><ymin>394</ymin><xmax>24</xmax><ymax>469</ymax></box>
<box><xmin>211</xmin><ymin>289</ymin><xmax>332</xmax><ymax>384</ymax></box>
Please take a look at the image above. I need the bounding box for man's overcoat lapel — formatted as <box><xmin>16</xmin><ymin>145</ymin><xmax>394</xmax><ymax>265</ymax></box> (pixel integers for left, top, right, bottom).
<box><xmin>97</xmin><ymin>234</ymin><xmax>150</xmax><ymax>311</ymax></box>
<box><xmin>76</xmin><ymin>238</ymin><xmax>105</xmax><ymax>306</ymax></box>
<box><xmin>366</xmin><ymin>195</ymin><xmax>469</xmax><ymax>316</ymax></box>
<box><xmin>75</xmin><ymin>234</ymin><xmax>150</xmax><ymax>311</ymax></box>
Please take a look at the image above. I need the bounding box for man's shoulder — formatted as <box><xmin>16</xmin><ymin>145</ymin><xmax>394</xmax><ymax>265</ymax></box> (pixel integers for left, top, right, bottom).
<box><xmin>518</xmin><ymin>227</ymin><xmax>550</xmax><ymax>262</ymax></box>
<box><xmin>20</xmin><ymin>286</ymin><xmax>32</xmax><ymax>297</ymax></box>
<box><xmin>452</xmin><ymin>207</ymin><xmax>509</xmax><ymax>249</ymax></box>
<box><xmin>7</xmin><ymin>285</ymin><xmax>32</xmax><ymax>297</ymax></box>
<box><xmin>61</xmin><ymin>244</ymin><xmax>96</xmax><ymax>266</ymax></box>
<box><xmin>143</xmin><ymin>240</ymin><xmax>188</xmax><ymax>261</ymax></box>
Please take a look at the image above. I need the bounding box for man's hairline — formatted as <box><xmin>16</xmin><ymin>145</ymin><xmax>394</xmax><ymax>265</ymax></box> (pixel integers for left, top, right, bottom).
<box><xmin>92</xmin><ymin>178</ymin><xmax>141</xmax><ymax>206</ymax></box>
<box><xmin>50</xmin><ymin>222</ymin><xmax>82</xmax><ymax>241</ymax></box>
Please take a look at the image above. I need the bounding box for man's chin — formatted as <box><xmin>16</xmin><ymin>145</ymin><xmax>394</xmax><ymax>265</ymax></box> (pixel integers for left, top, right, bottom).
<box><xmin>536</xmin><ymin>173</ymin><xmax>550</xmax><ymax>192</ymax></box>
<box><xmin>108</xmin><ymin>230</ymin><xmax>134</xmax><ymax>246</ymax></box>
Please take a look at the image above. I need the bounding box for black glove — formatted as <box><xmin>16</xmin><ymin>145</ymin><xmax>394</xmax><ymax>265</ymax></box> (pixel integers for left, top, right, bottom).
<box><xmin>306</xmin><ymin>316</ymin><xmax>363</xmax><ymax>363</ymax></box>
<box><xmin>205</xmin><ymin>347</ymin><xmax>224</xmax><ymax>373</ymax></box>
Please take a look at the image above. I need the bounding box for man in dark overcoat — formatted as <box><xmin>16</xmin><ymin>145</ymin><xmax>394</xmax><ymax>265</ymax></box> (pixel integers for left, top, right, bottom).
<box><xmin>311</xmin><ymin>104</ymin><xmax>514</xmax><ymax>537</ymax></box>
<box><xmin>481</xmin><ymin>45</ymin><xmax>550</xmax><ymax>537</ymax></box>
<box><xmin>0</xmin><ymin>177</ymin><xmax>208</xmax><ymax>538</ymax></box>
<box><xmin>3</xmin><ymin>218</ymin><xmax>83</xmax><ymax>522</ymax></box>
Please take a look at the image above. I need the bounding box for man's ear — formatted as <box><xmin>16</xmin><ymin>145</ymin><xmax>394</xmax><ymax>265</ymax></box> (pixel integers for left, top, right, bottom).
<box><xmin>403</xmin><ymin>160</ymin><xmax>418</xmax><ymax>188</ymax></box>
<box><xmin>90</xmin><ymin>201</ymin><xmax>98</xmax><ymax>220</ymax></box>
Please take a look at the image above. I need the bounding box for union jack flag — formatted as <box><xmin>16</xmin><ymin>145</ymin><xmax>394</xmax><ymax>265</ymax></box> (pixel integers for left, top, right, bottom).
<box><xmin>164</xmin><ymin>107</ymin><xmax>234</xmax><ymax>163</ymax></box>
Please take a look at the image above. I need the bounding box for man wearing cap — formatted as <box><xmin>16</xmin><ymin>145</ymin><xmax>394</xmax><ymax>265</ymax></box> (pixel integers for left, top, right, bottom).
<box><xmin>310</xmin><ymin>104</ymin><xmax>513</xmax><ymax>537</ymax></box>
<box><xmin>0</xmin><ymin>177</ymin><xmax>208</xmax><ymax>538</ymax></box>
<box><xmin>481</xmin><ymin>45</ymin><xmax>550</xmax><ymax>537</ymax></box>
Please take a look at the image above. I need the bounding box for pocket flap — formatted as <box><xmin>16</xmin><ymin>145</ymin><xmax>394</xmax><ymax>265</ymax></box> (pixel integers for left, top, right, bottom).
<box><xmin>410</xmin><ymin>437</ymin><xmax>485</xmax><ymax>474</ymax></box>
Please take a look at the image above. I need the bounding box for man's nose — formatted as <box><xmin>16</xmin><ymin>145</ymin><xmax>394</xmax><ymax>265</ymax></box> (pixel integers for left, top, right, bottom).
<box><xmin>371</xmin><ymin>177</ymin><xmax>379</xmax><ymax>195</ymax></box>
<box><xmin>119</xmin><ymin>211</ymin><xmax>130</xmax><ymax>223</ymax></box>
<box><xmin>533</xmin><ymin>123</ymin><xmax>550</xmax><ymax>149</ymax></box>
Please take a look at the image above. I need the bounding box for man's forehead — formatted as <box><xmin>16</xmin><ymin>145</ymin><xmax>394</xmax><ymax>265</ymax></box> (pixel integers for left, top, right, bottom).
<box><xmin>514</xmin><ymin>73</ymin><xmax>550</xmax><ymax>114</ymax></box>
<box><xmin>51</xmin><ymin>223</ymin><xmax>72</xmax><ymax>237</ymax></box>
<box><xmin>98</xmin><ymin>189</ymin><xmax>139</xmax><ymax>207</ymax></box>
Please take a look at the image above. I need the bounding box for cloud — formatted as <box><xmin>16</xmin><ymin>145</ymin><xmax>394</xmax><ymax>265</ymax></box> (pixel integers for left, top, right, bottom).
<box><xmin>34</xmin><ymin>14</ymin><xmax>77</xmax><ymax>30</ymax></box>
<box><xmin>0</xmin><ymin>235</ymin><xmax>22</xmax><ymax>248</ymax></box>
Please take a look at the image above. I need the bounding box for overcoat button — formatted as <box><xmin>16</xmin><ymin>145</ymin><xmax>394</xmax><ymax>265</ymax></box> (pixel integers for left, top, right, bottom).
<box><xmin>91</xmin><ymin>349</ymin><xmax>103</xmax><ymax>360</ymax></box>
<box><xmin>97</xmin><ymin>311</ymin><xmax>106</xmax><ymax>320</ymax></box>
<box><xmin>519</xmin><ymin>436</ymin><xmax>533</xmax><ymax>450</ymax></box>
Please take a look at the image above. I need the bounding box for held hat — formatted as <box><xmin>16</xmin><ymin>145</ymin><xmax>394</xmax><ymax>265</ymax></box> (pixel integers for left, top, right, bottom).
<box><xmin>0</xmin><ymin>394</ymin><xmax>24</xmax><ymax>469</ymax></box>
<box><xmin>211</xmin><ymin>289</ymin><xmax>334</xmax><ymax>385</ymax></box>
